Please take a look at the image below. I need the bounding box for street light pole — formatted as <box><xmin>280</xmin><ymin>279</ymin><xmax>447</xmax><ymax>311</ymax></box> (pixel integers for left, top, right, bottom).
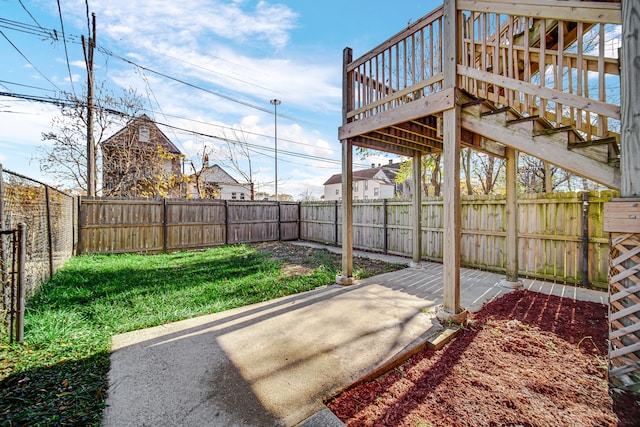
<box><xmin>270</xmin><ymin>99</ymin><xmax>281</xmax><ymax>201</ymax></box>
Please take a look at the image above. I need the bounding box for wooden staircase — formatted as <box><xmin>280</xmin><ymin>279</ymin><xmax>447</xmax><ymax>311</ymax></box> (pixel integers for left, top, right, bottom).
<box><xmin>459</xmin><ymin>93</ymin><xmax>620</xmax><ymax>189</ymax></box>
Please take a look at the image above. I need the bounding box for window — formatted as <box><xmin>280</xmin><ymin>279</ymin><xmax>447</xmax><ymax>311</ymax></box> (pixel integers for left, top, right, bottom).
<box><xmin>162</xmin><ymin>159</ymin><xmax>173</xmax><ymax>174</ymax></box>
<box><xmin>139</xmin><ymin>125</ymin><xmax>150</xmax><ymax>142</ymax></box>
<box><xmin>354</xmin><ymin>182</ymin><xmax>359</xmax><ymax>192</ymax></box>
<box><xmin>231</xmin><ymin>192</ymin><xmax>237</xmax><ymax>200</ymax></box>
<box><xmin>364</xmin><ymin>181</ymin><xmax>369</xmax><ymax>191</ymax></box>
<box><xmin>335</xmin><ymin>189</ymin><xmax>339</xmax><ymax>195</ymax></box>
<box><xmin>240</xmin><ymin>193</ymin><xmax>245</xmax><ymax>200</ymax></box>
<box><xmin>374</xmin><ymin>187</ymin><xmax>379</xmax><ymax>197</ymax></box>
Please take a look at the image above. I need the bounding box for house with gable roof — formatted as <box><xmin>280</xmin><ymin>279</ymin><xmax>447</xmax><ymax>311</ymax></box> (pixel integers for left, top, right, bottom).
<box><xmin>323</xmin><ymin>160</ymin><xmax>408</xmax><ymax>201</ymax></box>
<box><xmin>188</xmin><ymin>163</ymin><xmax>253</xmax><ymax>200</ymax></box>
<box><xmin>101</xmin><ymin>114</ymin><xmax>184</xmax><ymax>198</ymax></box>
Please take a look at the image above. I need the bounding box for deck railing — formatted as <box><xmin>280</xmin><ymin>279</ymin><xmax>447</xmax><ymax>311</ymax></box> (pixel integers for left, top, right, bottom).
<box><xmin>457</xmin><ymin>1</ymin><xmax>621</xmax><ymax>141</ymax></box>
<box><xmin>345</xmin><ymin>1</ymin><xmax>622</xmax><ymax>144</ymax></box>
<box><xmin>346</xmin><ymin>7</ymin><xmax>445</xmax><ymax>122</ymax></box>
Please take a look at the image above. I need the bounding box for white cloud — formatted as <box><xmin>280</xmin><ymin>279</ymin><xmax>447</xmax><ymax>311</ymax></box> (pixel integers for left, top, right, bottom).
<box><xmin>76</xmin><ymin>0</ymin><xmax>297</xmax><ymax>50</ymax></box>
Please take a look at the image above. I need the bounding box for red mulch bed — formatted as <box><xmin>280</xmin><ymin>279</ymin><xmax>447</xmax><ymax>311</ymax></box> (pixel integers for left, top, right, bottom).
<box><xmin>328</xmin><ymin>290</ymin><xmax>640</xmax><ymax>427</ymax></box>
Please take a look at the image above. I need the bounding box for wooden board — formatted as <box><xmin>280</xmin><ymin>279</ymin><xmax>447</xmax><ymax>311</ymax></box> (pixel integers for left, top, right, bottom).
<box><xmin>604</xmin><ymin>200</ymin><xmax>640</xmax><ymax>233</ymax></box>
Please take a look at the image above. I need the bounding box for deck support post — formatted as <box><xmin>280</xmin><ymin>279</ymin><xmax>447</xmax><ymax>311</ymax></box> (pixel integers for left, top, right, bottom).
<box><xmin>411</xmin><ymin>153</ymin><xmax>423</xmax><ymax>268</ymax></box>
<box><xmin>338</xmin><ymin>47</ymin><xmax>354</xmax><ymax>285</ymax></box>
<box><xmin>441</xmin><ymin>105</ymin><xmax>462</xmax><ymax>315</ymax></box>
<box><xmin>337</xmin><ymin>139</ymin><xmax>354</xmax><ymax>285</ymax></box>
<box><xmin>502</xmin><ymin>146</ymin><xmax>522</xmax><ymax>289</ymax></box>
<box><xmin>438</xmin><ymin>0</ymin><xmax>464</xmax><ymax>319</ymax></box>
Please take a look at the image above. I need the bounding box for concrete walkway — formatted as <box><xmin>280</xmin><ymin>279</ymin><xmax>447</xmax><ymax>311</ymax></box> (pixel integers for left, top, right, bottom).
<box><xmin>102</xmin><ymin>244</ymin><xmax>607</xmax><ymax>427</ymax></box>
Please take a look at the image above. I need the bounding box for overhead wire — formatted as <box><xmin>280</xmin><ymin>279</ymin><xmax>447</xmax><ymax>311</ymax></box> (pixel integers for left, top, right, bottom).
<box><xmin>0</xmin><ymin>91</ymin><xmax>359</xmax><ymax>167</ymax></box>
<box><xmin>0</xmin><ymin>30</ymin><xmax>62</xmax><ymax>91</ymax></box>
<box><xmin>0</xmin><ymin>79</ymin><xmax>58</xmax><ymax>92</ymax></box>
<box><xmin>0</xmin><ymin>18</ymin><xmax>54</xmax><ymax>38</ymax></box>
<box><xmin>157</xmin><ymin>50</ymin><xmax>276</xmax><ymax>94</ymax></box>
<box><xmin>95</xmin><ymin>46</ymin><xmax>308</xmax><ymax>123</ymax></box>
<box><xmin>137</xmin><ymin>68</ymin><xmax>188</xmax><ymax>155</ymax></box>
<box><xmin>0</xmin><ymin>18</ymin><xmax>362</xmax><ymax>169</ymax></box>
<box><xmin>134</xmin><ymin>108</ymin><xmax>335</xmax><ymax>154</ymax></box>
<box><xmin>2</xmin><ymin>18</ymin><xmax>312</xmax><ymax>126</ymax></box>
<box><xmin>18</xmin><ymin>0</ymin><xmax>44</xmax><ymax>28</ymax></box>
<box><xmin>56</xmin><ymin>0</ymin><xmax>76</xmax><ymax>96</ymax></box>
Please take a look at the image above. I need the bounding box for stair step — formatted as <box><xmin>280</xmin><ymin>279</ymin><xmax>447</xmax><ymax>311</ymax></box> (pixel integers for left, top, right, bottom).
<box><xmin>532</xmin><ymin>125</ymin><xmax>575</xmax><ymax>137</ymax></box>
<box><xmin>480</xmin><ymin>106</ymin><xmax>523</xmax><ymax>121</ymax></box>
<box><xmin>480</xmin><ymin>106</ymin><xmax>511</xmax><ymax>117</ymax></box>
<box><xmin>507</xmin><ymin>115</ymin><xmax>540</xmax><ymax>125</ymax></box>
<box><xmin>460</xmin><ymin>98</ymin><xmax>487</xmax><ymax>109</ymax></box>
<box><xmin>567</xmin><ymin>136</ymin><xmax>618</xmax><ymax>150</ymax></box>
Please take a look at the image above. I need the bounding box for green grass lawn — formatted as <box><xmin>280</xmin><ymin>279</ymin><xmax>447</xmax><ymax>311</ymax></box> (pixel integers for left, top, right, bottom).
<box><xmin>0</xmin><ymin>243</ymin><xmax>403</xmax><ymax>425</ymax></box>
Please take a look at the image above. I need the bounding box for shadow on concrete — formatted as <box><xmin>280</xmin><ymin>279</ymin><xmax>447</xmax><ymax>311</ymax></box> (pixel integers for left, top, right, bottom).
<box><xmin>103</xmin><ymin>281</ymin><xmax>438</xmax><ymax>426</ymax></box>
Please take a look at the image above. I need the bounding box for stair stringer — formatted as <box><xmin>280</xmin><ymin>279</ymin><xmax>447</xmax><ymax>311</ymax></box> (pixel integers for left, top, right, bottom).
<box><xmin>460</xmin><ymin>105</ymin><xmax>621</xmax><ymax>190</ymax></box>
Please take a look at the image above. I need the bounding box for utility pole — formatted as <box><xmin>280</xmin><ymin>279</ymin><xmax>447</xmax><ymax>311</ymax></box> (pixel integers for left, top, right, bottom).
<box><xmin>82</xmin><ymin>13</ymin><xmax>96</xmax><ymax>196</ymax></box>
<box><xmin>270</xmin><ymin>99</ymin><xmax>281</xmax><ymax>201</ymax></box>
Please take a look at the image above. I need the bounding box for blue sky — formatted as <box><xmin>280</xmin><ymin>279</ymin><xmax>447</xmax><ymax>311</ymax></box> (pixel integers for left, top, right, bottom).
<box><xmin>1</xmin><ymin>0</ymin><xmax>441</xmax><ymax>198</ymax></box>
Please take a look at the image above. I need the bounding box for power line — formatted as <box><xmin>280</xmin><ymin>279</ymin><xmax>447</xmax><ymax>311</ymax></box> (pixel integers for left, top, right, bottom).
<box><xmin>0</xmin><ymin>91</ymin><xmax>72</xmax><ymax>107</ymax></box>
<box><xmin>0</xmin><ymin>79</ymin><xmax>57</xmax><ymax>92</ymax></box>
<box><xmin>157</xmin><ymin>50</ymin><xmax>276</xmax><ymax>94</ymax></box>
<box><xmin>18</xmin><ymin>1</ymin><xmax>44</xmax><ymax>29</ymax></box>
<box><xmin>0</xmin><ymin>30</ymin><xmax>62</xmax><ymax>91</ymax></box>
<box><xmin>2</xmin><ymin>18</ymin><xmax>311</xmax><ymax>125</ymax></box>
<box><xmin>138</xmin><ymin>68</ymin><xmax>188</xmax><ymax>155</ymax></box>
<box><xmin>0</xmin><ymin>18</ymin><xmax>54</xmax><ymax>38</ymax></box>
<box><xmin>136</xmin><ymin>108</ymin><xmax>335</xmax><ymax>154</ymax></box>
<box><xmin>56</xmin><ymin>0</ymin><xmax>76</xmax><ymax>96</ymax></box>
<box><xmin>0</xmin><ymin>90</ymin><xmax>370</xmax><ymax>168</ymax></box>
<box><xmin>95</xmin><ymin>46</ymin><xmax>308</xmax><ymax>123</ymax></box>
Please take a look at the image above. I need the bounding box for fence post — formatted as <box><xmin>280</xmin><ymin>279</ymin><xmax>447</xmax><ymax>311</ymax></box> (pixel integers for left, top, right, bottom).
<box><xmin>162</xmin><ymin>198</ymin><xmax>168</xmax><ymax>254</ymax></box>
<box><xmin>45</xmin><ymin>186</ymin><xmax>54</xmax><ymax>279</ymax></box>
<box><xmin>72</xmin><ymin>196</ymin><xmax>78</xmax><ymax>256</ymax></box>
<box><xmin>77</xmin><ymin>197</ymin><xmax>83</xmax><ymax>255</ymax></box>
<box><xmin>383</xmin><ymin>198</ymin><xmax>388</xmax><ymax>254</ymax></box>
<box><xmin>224</xmin><ymin>200</ymin><xmax>229</xmax><ymax>245</ymax></box>
<box><xmin>16</xmin><ymin>222</ymin><xmax>26</xmax><ymax>343</ymax></box>
<box><xmin>334</xmin><ymin>201</ymin><xmax>339</xmax><ymax>246</ymax></box>
<box><xmin>0</xmin><ymin>164</ymin><xmax>6</xmax><ymax>310</ymax></box>
<box><xmin>297</xmin><ymin>202</ymin><xmax>301</xmax><ymax>240</ymax></box>
<box><xmin>277</xmin><ymin>202</ymin><xmax>281</xmax><ymax>241</ymax></box>
<box><xmin>581</xmin><ymin>192</ymin><xmax>590</xmax><ymax>287</ymax></box>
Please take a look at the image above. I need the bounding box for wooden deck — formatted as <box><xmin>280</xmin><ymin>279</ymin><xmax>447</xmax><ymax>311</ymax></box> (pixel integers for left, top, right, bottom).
<box><xmin>339</xmin><ymin>0</ymin><xmax>622</xmax><ymax>188</ymax></box>
<box><xmin>359</xmin><ymin>262</ymin><xmax>607</xmax><ymax>313</ymax></box>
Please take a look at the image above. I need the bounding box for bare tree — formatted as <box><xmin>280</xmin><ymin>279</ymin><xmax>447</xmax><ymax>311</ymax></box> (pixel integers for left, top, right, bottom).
<box><xmin>299</xmin><ymin>189</ymin><xmax>315</xmax><ymax>201</ymax></box>
<box><xmin>188</xmin><ymin>145</ymin><xmax>217</xmax><ymax>199</ymax></box>
<box><xmin>461</xmin><ymin>148</ymin><xmax>475</xmax><ymax>195</ymax></box>
<box><xmin>217</xmin><ymin>129</ymin><xmax>255</xmax><ymax>200</ymax></box>
<box><xmin>38</xmin><ymin>83</ymin><xmax>144</xmax><ymax>194</ymax></box>
<box><xmin>474</xmin><ymin>153</ymin><xmax>505</xmax><ymax>195</ymax></box>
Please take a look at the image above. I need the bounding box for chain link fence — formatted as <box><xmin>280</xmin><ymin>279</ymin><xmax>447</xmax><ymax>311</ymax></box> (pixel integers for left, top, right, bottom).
<box><xmin>0</xmin><ymin>164</ymin><xmax>76</xmax><ymax>341</ymax></box>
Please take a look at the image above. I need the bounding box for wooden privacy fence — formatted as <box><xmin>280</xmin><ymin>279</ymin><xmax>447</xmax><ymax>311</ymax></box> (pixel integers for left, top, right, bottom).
<box><xmin>79</xmin><ymin>198</ymin><xmax>299</xmax><ymax>254</ymax></box>
<box><xmin>79</xmin><ymin>192</ymin><xmax>613</xmax><ymax>287</ymax></box>
<box><xmin>300</xmin><ymin>191</ymin><xmax>614</xmax><ymax>288</ymax></box>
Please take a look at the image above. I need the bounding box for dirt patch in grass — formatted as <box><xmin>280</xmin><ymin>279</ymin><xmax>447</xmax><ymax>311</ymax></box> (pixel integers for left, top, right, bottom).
<box><xmin>252</xmin><ymin>241</ymin><xmax>406</xmax><ymax>279</ymax></box>
<box><xmin>328</xmin><ymin>290</ymin><xmax>640</xmax><ymax>427</ymax></box>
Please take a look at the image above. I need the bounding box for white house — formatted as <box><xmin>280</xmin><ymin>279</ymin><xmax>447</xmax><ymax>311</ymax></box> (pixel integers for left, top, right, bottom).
<box><xmin>188</xmin><ymin>164</ymin><xmax>253</xmax><ymax>200</ymax></box>
<box><xmin>323</xmin><ymin>160</ymin><xmax>405</xmax><ymax>201</ymax></box>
